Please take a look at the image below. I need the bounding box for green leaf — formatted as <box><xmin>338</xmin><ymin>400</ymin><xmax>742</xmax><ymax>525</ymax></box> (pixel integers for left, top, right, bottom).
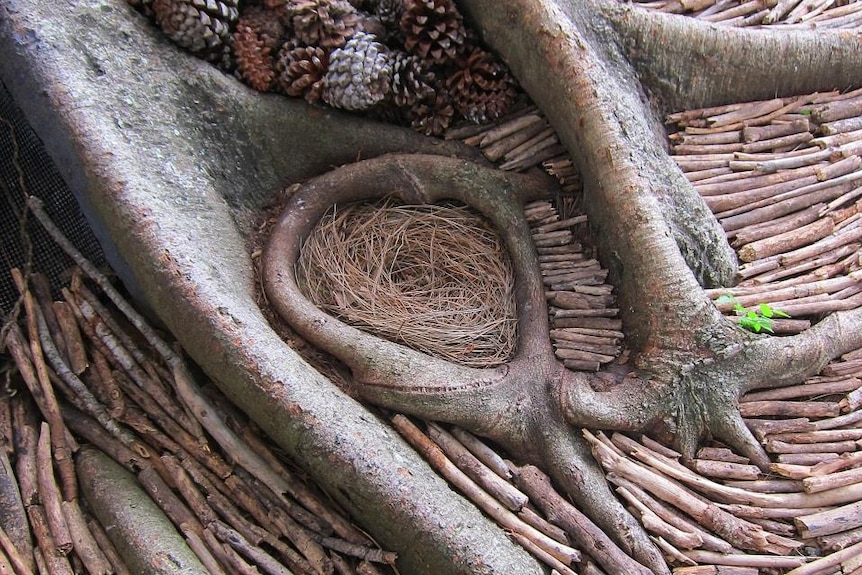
<box><xmin>759</xmin><ymin>303</ymin><xmax>773</xmax><ymax>318</ymax></box>
<box><xmin>739</xmin><ymin>314</ymin><xmax>774</xmax><ymax>334</ymax></box>
<box><xmin>716</xmin><ymin>294</ymin><xmax>736</xmax><ymax>305</ymax></box>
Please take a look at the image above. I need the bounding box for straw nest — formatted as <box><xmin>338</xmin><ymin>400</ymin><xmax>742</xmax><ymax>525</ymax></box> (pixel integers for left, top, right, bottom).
<box><xmin>296</xmin><ymin>197</ymin><xmax>518</xmax><ymax>367</ymax></box>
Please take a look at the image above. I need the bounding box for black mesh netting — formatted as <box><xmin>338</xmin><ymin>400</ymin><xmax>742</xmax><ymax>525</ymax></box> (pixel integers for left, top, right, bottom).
<box><xmin>0</xmin><ymin>80</ymin><xmax>106</xmax><ymax>316</ymax></box>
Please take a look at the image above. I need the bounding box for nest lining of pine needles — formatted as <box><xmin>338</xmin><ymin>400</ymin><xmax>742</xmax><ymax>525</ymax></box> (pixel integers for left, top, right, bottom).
<box><xmin>296</xmin><ymin>197</ymin><xmax>518</xmax><ymax>368</ymax></box>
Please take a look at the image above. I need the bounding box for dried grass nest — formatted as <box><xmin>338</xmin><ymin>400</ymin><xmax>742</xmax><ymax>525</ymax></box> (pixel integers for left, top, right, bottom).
<box><xmin>296</xmin><ymin>197</ymin><xmax>518</xmax><ymax>367</ymax></box>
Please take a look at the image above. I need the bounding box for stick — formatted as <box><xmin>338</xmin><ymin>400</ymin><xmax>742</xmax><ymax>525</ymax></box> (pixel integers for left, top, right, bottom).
<box><xmin>448</xmin><ymin>427</ymin><xmax>512</xmax><ymax>481</ymax></box>
<box><xmin>722</xmin><ymin>479</ymin><xmax>803</xmax><ymax>494</ymax></box>
<box><xmin>36</xmin><ymin>423</ymin><xmax>73</xmax><ymax>555</ymax></box>
<box><xmin>784</xmin><ymin>539</ymin><xmax>862</xmax><ymax>575</ymax></box>
<box><xmin>730</xmin><ymin>203</ymin><xmax>823</xmax><ymax>246</ymax></box>
<box><xmin>737</xmin><ymin>217</ymin><xmax>833</xmax><ymax>262</ymax></box>
<box><xmin>8</xmin><ymin>273</ymin><xmax>77</xmax><ymax>501</ymax></box>
<box><xmin>690</xmin><ymin>459</ymin><xmax>761</xmax><ymax>480</ymax></box>
<box><xmin>391</xmin><ymin>415</ymin><xmax>580</xmax><ymax>566</ymax></box>
<box><xmin>739</xmin><ymin>400</ymin><xmax>840</xmax><ymax>418</ymax></box>
<box><xmin>35</xmin><ymin>302</ymin><xmax>138</xmax><ymax>448</ymax></box>
<box><xmin>585</xmin><ymin>431</ymin><xmax>790</xmax><ymax>554</ymax></box>
<box><xmin>86</xmin><ymin>517</ymin><xmax>133</xmax><ymax>575</ymax></box>
<box><xmin>517</xmin><ymin>506</ymin><xmax>570</xmax><ymax>546</ymax></box>
<box><xmin>819</xmin><ymin>525</ymin><xmax>862</xmax><ymax>551</ymax></box>
<box><xmin>609</xmin><ymin>475</ymin><xmax>734</xmax><ymax>553</ymax></box>
<box><xmin>185</xmin><ymin>530</ymin><xmax>232</xmax><ymax>575</ymax></box>
<box><xmin>616</xmin><ymin>485</ymin><xmax>702</xmax><ymax>549</ymax></box>
<box><xmin>426</xmin><ymin>423</ymin><xmax>528</xmax><ymax>511</ymax></box>
<box><xmin>24</xmin><ymin>201</ymin><xmax>345</xmax><ymax>548</ymax></box>
<box><xmin>209</xmin><ymin>521</ymin><xmax>296</xmax><ymax>575</ymax></box>
<box><xmin>61</xmin><ymin>500</ymin><xmax>113</xmax><ymax>575</ymax></box>
<box><xmin>610</xmin><ymin>432</ymin><xmax>862</xmax><ymax>510</ymax></box>
<box><xmin>683</xmin><ymin>549</ymin><xmax>808</xmax><ymax>569</ymax></box>
<box><xmin>512</xmin><ymin>464</ymin><xmax>653</xmax><ymax>575</ymax></box>
<box><xmin>508</xmin><ymin>532</ymin><xmax>578</xmax><ymax>575</ymax></box>
<box><xmin>0</xmin><ymin>522</ymin><xmax>33</xmax><ymax>575</ymax></box>
<box><xmin>27</xmin><ymin>504</ymin><xmax>74</xmax><ymax>575</ymax></box>
<box><xmin>794</xmin><ymin>500</ymin><xmax>862</xmax><ymax>539</ymax></box>
<box><xmin>803</xmin><ymin>466</ymin><xmax>862</xmax><ymax>495</ymax></box>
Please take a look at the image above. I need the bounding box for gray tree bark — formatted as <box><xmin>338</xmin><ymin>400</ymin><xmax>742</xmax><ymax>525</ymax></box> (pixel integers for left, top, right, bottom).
<box><xmin>264</xmin><ymin>1</ymin><xmax>862</xmax><ymax>572</ymax></box>
<box><xmin>4</xmin><ymin>0</ymin><xmax>862</xmax><ymax>573</ymax></box>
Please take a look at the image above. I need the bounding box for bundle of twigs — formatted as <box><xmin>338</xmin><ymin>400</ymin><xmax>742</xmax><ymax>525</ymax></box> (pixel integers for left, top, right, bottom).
<box><xmin>523</xmin><ymin>200</ymin><xmax>624</xmax><ymax>371</ymax></box>
<box><xmin>389</xmin><ymin>415</ymin><xmax>654</xmax><ymax>575</ymax></box>
<box><xmin>446</xmin><ymin>102</ymin><xmax>581</xmax><ymax>195</ymax></box>
<box><xmin>665</xmin><ymin>88</ymin><xmax>862</xmax><ymax>333</ymax></box>
<box><xmin>1</xmin><ymin>199</ymin><xmax>398</xmax><ymax>575</ymax></box>
<box><xmin>450</xmin><ymin>88</ymin><xmax>862</xmax><ymax>337</ymax></box>
<box><xmin>296</xmin><ymin>198</ymin><xmax>518</xmax><ymax>368</ymax></box>
<box><xmin>629</xmin><ymin>0</ymin><xmax>862</xmax><ymax>28</ymax></box>
<box><xmin>584</xmin><ymin>342</ymin><xmax>862</xmax><ymax>573</ymax></box>
<box><xmin>444</xmin><ymin>109</ymin><xmax>622</xmax><ymax>371</ymax></box>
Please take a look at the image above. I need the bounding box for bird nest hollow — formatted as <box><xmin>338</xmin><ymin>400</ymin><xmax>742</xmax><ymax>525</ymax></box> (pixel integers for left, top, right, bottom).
<box><xmin>296</xmin><ymin>197</ymin><xmax>518</xmax><ymax>368</ymax></box>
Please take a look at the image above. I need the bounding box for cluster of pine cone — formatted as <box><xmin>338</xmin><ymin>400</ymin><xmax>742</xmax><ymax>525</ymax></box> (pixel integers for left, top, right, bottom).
<box><xmin>130</xmin><ymin>0</ymin><xmax>519</xmax><ymax>134</ymax></box>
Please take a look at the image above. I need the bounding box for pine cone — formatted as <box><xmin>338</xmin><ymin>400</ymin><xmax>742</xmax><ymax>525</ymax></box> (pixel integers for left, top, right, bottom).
<box><xmin>390</xmin><ymin>51</ymin><xmax>434</xmax><ymax>107</ymax></box>
<box><xmin>232</xmin><ymin>6</ymin><xmax>286</xmax><ymax>92</ymax></box>
<box><xmin>410</xmin><ymin>86</ymin><xmax>454</xmax><ymax>136</ymax></box>
<box><xmin>373</xmin><ymin>0</ymin><xmax>404</xmax><ymax>42</ymax></box>
<box><xmin>446</xmin><ymin>47</ymin><xmax>516</xmax><ymax>123</ymax></box>
<box><xmin>324</xmin><ymin>31</ymin><xmax>392</xmax><ymax>110</ymax></box>
<box><xmin>399</xmin><ymin>0</ymin><xmax>466</xmax><ymax>66</ymax></box>
<box><xmin>276</xmin><ymin>44</ymin><xmax>330</xmax><ymax>103</ymax></box>
<box><xmin>152</xmin><ymin>0</ymin><xmax>239</xmax><ymax>54</ymax></box>
<box><xmin>283</xmin><ymin>0</ymin><xmax>362</xmax><ymax>48</ymax></box>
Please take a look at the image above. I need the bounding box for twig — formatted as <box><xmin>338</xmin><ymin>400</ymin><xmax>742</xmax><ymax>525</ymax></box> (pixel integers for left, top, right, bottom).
<box><xmin>0</xmin><ymin>522</ymin><xmax>33</xmax><ymax>575</ymax></box>
<box><xmin>9</xmin><ymin>272</ymin><xmax>77</xmax><ymax>501</ymax></box>
<box><xmin>819</xmin><ymin>525</ymin><xmax>862</xmax><ymax>551</ymax></box>
<box><xmin>36</xmin><ymin>423</ymin><xmax>73</xmax><ymax>555</ymax></box>
<box><xmin>426</xmin><ymin>422</ymin><xmax>528</xmax><ymax>511</ymax></box>
<box><xmin>608</xmin><ymin>475</ymin><xmax>733</xmax><ymax>553</ymax></box>
<box><xmin>508</xmin><ymin>532</ymin><xmax>577</xmax><ymax>575</ymax></box>
<box><xmin>448</xmin><ymin>427</ymin><xmax>512</xmax><ymax>481</ymax></box>
<box><xmin>784</xmin><ymin>539</ymin><xmax>862</xmax><ymax>575</ymax></box>
<box><xmin>85</xmin><ymin>517</ymin><xmax>132</xmax><ymax>575</ymax></box>
<box><xmin>616</xmin><ymin>485</ymin><xmax>703</xmax><ymax>549</ymax></box>
<box><xmin>203</xmin><ymin>527</ymin><xmax>260</xmax><ymax>575</ymax></box>
<box><xmin>60</xmin><ymin>500</ymin><xmax>113</xmax><ymax>575</ymax></box>
<box><xmin>27</xmin><ymin>504</ymin><xmax>73</xmax><ymax>575</ymax></box>
<box><xmin>610</xmin><ymin>431</ymin><xmax>862</xmax><ymax>511</ymax></box>
<box><xmin>804</xmin><ymin>466</ymin><xmax>862</xmax><ymax>495</ymax></box>
<box><xmin>511</xmin><ymin>464</ymin><xmax>654</xmax><ymax>574</ymax></box>
<box><xmin>683</xmin><ymin>549</ymin><xmax>808</xmax><ymax>569</ymax></box>
<box><xmin>391</xmin><ymin>415</ymin><xmax>580</xmax><ymax>567</ymax></box>
<box><xmin>794</xmin><ymin>500</ymin><xmax>862</xmax><ymax>539</ymax></box>
<box><xmin>35</xmin><ymin>300</ymin><xmax>138</xmax><ymax>448</ymax></box>
<box><xmin>185</xmin><ymin>530</ymin><xmax>232</xmax><ymax>575</ymax></box>
<box><xmin>210</xmin><ymin>521</ymin><xmax>296</xmax><ymax>575</ymax></box>
<box><xmin>51</xmin><ymin>302</ymin><xmax>88</xmax><ymax>376</ymax></box>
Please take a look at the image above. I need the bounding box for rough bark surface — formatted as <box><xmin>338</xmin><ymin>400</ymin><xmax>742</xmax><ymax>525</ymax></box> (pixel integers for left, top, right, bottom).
<box><xmin>262</xmin><ymin>2</ymin><xmax>862</xmax><ymax>572</ymax></box>
<box><xmin>4</xmin><ymin>0</ymin><xmax>862</xmax><ymax>572</ymax></box>
<box><xmin>76</xmin><ymin>447</ymin><xmax>210</xmax><ymax>575</ymax></box>
<box><xmin>0</xmin><ymin>1</ymin><xmax>543</xmax><ymax>573</ymax></box>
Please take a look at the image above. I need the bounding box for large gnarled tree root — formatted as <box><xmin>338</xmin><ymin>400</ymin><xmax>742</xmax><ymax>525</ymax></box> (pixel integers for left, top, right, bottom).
<box><xmin>262</xmin><ymin>152</ymin><xmax>862</xmax><ymax>573</ymax></box>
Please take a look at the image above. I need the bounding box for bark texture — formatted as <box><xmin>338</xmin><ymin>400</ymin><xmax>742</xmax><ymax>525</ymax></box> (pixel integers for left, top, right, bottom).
<box><xmin>4</xmin><ymin>0</ymin><xmax>862</xmax><ymax>572</ymax></box>
<box><xmin>76</xmin><ymin>447</ymin><xmax>209</xmax><ymax>575</ymax></box>
<box><xmin>0</xmin><ymin>1</ymin><xmax>543</xmax><ymax>573</ymax></box>
<box><xmin>263</xmin><ymin>2</ymin><xmax>862</xmax><ymax>572</ymax></box>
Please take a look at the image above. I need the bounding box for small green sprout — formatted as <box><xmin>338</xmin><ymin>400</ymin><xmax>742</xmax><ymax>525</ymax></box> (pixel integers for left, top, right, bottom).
<box><xmin>715</xmin><ymin>294</ymin><xmax>790</xmax><ymax>334</ymax></box>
